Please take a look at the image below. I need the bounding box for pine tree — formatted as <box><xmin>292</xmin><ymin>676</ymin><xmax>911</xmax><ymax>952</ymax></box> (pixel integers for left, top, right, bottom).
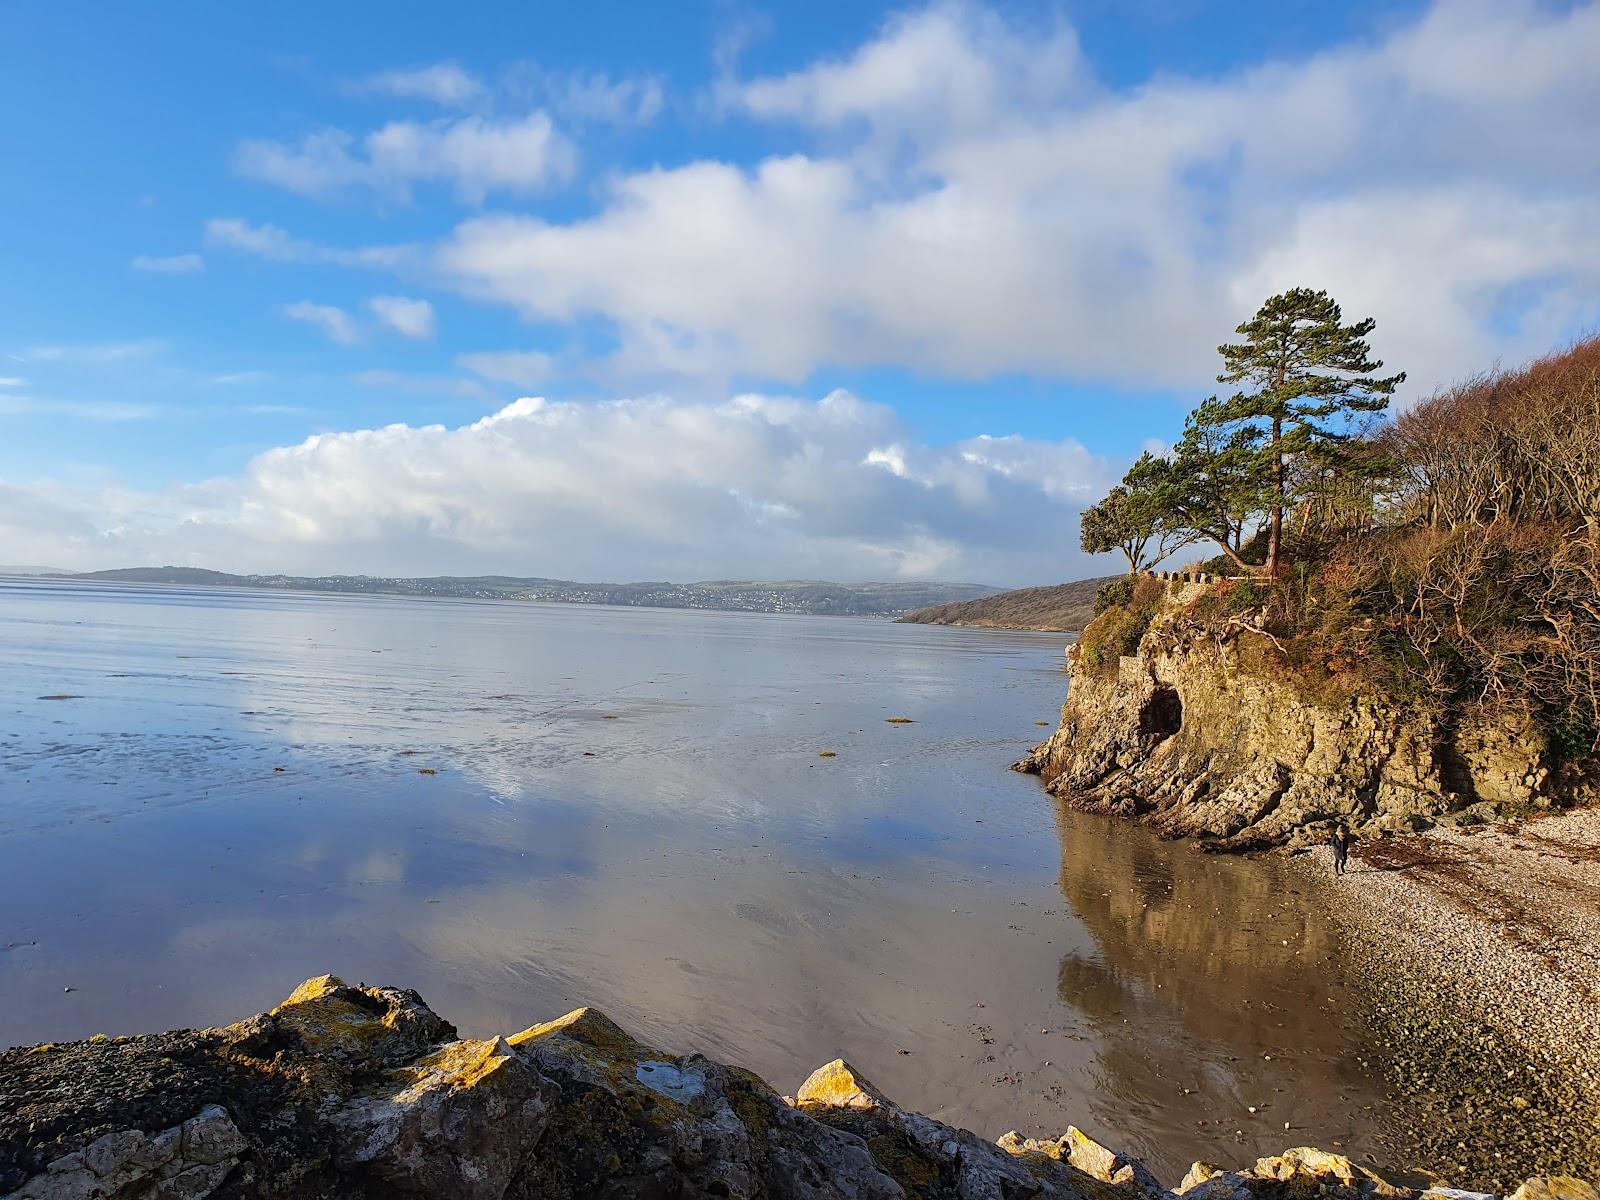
<box><xmin>1079</xmin><ymin>480</ymin><xmax>1180</xmax><ymax>574</ymax></box>
<box><xmin>1121</xmin><ymin>420</ymin><xmax>1270</xmax><ymax>574</ymax></box>
<box><xmin>1207</xmin><ymin>288</ymin><xmax>1404</xmax><ymax>576</ymax></box>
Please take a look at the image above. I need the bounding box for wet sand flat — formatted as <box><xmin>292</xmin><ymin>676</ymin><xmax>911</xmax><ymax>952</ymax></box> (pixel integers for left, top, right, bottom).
<box><xmin>0</xmin><ymin>577</ymin><xmax>1390</xmax><ymax>1181</ymax></box>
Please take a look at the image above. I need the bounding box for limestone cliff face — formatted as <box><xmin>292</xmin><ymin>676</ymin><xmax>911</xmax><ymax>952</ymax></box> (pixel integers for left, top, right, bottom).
<box><xmin>1019</xmin><ymin>594</ymin><xmax>1567</xmax><ymax>850</ymax></box>
<box><xmin>3</xmin><ymin>975</ymin><xmax>1593</xmax><ymax>1200</ymax></box>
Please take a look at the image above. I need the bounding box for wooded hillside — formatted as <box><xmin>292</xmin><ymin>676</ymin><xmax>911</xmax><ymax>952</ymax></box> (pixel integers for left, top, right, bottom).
<box><xmin>897</xmin><ymin>577</ymin><xmax>1116</xmax><ymax>632</ymax></box>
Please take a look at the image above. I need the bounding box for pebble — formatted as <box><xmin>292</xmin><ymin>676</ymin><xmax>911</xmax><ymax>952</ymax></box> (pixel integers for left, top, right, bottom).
<box><xmin>1292</xmin><ymin>811</ymin><xmax>1600</xmax><ymax>1190</ymax></box>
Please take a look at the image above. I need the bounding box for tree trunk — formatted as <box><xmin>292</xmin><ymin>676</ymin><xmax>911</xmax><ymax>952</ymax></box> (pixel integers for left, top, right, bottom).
<box><xmin>1267</xmin><ymin>415</ymin><xmax>1284</xmax><ymax>578</ymax></box>
<box><xmin>1205</xmin><ymin>533</ymin><xmax>1267</xmax><ymax>576</ymax></box>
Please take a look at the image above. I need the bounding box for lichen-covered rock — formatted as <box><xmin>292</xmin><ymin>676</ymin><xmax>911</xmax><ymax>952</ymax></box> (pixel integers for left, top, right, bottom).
<box><xmin>1017</xmin><ymin>594</ymin><xmax>1584</xmax><ymax>849</ymax></box>
<box><xmin>508</xmin><ymin>1006</ymin><xmax>904</xmax><ymax>1199</ymax></box>
<box><xmin>1</xmin><ymin>1105</ymin><xmax>247</xmax><ymax>1200</ymax></box>
<box><xmin>332</xmin><ymin>1034</ymin><xmax>555</xmax><ymax>1198</ymax></box>
<box><xmin>1508</xmin><ymin>1180</ymin><xmax>1600</xmax><ymax>1200</ymax></box>
<box><xmin>2</xmin><ymin>977</ymin><xmax>1594</xmax><ymax>1200</ymax></box>
<box><xmin>1242</xmin><ymin>1146</ymin><xmax>1415</xmax><ymax>1198</ymax></box>
<box><xmin>796</xmin><ymin>1059</ymin><xmax>895</xmax><ymax>1111</ymax></box>
<box><xmin>1180</xmin><ymin>1164</ymin><xmax>1226</xmax><ymax>1192</ymax></box>
<box><xmin>799</xmin><ymin>1062</ymin><xmax>1129</xmax><ymax>1200</ymax></box>
<box><xmin>996</xmin><ymin>1127</ymin><xmax>1172</xmax><ymax>1200</ymax></box>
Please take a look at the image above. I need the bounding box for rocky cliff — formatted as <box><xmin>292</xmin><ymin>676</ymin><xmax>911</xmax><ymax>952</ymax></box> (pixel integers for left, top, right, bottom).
<box><xmin>1018</xmin><ymin>587</ymin><xmax>1576</xmax><ymax>850</ymax></box>
<box><xmin>3</xmin><ymin>975</ymin><xmax>1595</xmax><ymax>1200</ymax></box>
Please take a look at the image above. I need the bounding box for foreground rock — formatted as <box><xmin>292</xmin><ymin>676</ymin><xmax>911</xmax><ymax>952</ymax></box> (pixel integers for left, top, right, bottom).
<box><xmin>1017</xmin><ymin>586</ymin><xmax>1591</xmax><ymax>851</ymax></box>
<box><xmin>3</xmin><ymin>977</ymin><xmax>1594</xmax><ymax>1200</ymax></box>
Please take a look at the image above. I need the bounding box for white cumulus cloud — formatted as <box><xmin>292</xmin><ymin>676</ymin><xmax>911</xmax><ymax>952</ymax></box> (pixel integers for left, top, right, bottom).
<box><xmin>0</xmin><ymin>393</ymin><xmax>1113</xmax><ymax>584</ymax></box>
<box><xmin>430</xmin><ymin>0</ymin><xmax>1600</xmax><ymax>396</ymax></box>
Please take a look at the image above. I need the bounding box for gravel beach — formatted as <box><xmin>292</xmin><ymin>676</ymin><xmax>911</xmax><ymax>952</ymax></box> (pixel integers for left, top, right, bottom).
<box><xmin>1294</xmin><ymin>808</ymin><xmax>1600</xmax><ymax>1191</ymax></box>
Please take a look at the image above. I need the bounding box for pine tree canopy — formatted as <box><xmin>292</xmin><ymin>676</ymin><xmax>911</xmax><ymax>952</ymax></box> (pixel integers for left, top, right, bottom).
<box><xmin>1078</xmin><ymin>287</ymin><xmax>1404</xmax><ymax>579</ymax></box>
<box><xmin>1213</xmin><ymin>287</ymin><xmax>1405</xmax><ymax>440</ymax></box>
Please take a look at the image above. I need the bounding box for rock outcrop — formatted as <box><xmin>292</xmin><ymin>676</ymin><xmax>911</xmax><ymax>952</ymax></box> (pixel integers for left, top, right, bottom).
<box><xmin>1018</xmin><ymin>592</ymin><xmax>1568</xmax><ymax>850</ymax></box>
<box><xmin>3</xmin><ymin>976</ymin><xmax>1593</xmax><ymax>1200</ymax></box>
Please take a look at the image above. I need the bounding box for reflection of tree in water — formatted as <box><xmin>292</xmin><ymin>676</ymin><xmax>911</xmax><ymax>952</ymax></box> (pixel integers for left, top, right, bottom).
<box><xmin>1048</xmin><ymin>797</ymin><xmax>1383</xmax><ymax>1177</ymax></box>
<box><xmin>1052</xmin><ymin>795</ymin><xmax>1346</xmax><ymax>1046</ymax></box>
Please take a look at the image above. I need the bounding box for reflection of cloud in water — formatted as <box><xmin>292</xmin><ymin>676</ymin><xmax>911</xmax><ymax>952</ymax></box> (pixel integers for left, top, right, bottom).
<box><xmin>2</xmin><ymin>583</ymin><xmax>1397</xmax><ymax>1185</ymax></box>
<box><xmin>348</xmin><ymin>848</ymin><xmax>407</xmax><ymax>886</ymax></box>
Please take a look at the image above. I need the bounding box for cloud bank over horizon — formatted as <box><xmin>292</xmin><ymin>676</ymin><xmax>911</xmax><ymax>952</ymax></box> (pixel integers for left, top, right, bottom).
<box><xmin>1</xmin><ymin>392</ymin><xmax>1112</xmax><ymax>585</ymax></box>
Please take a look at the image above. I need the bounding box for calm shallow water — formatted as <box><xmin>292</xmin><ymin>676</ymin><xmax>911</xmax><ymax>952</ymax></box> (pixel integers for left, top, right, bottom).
<box><xmin>0</xmin><ymin>578</ymin><xmax>1387</xmax><ymax>1178</ymax></box>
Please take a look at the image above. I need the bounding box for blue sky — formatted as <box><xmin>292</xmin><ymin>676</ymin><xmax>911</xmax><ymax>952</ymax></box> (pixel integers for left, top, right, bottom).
<box><xmin>2</xmin><ymin>1</ymin><xmax>1597</xmax><ymax>583</ymax></box>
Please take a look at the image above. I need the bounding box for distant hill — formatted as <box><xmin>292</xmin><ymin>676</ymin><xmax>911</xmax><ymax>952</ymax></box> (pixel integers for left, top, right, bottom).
<box><xmin>896</xmin><ymin>576</ymin><xmax>1119</xmax><ymax>632</ymax></box>
<box><xmin>62</xmin><ymin>567</ymin><xmax>1000</xmax><ymax>618</ymax></box>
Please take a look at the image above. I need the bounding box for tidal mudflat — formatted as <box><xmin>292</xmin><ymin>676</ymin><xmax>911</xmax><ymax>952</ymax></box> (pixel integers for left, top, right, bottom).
<box><xmin>0</xmin><ymin>577</ymin><xmax>1386</xmax><ymax>1179</ymax></box>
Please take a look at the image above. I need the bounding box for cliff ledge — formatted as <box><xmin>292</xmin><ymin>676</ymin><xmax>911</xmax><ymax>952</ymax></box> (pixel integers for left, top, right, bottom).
<box><xmin>1017</xmin><ymin>584</ymin><xmax>1588</xmax><ymax>850</ymax></box>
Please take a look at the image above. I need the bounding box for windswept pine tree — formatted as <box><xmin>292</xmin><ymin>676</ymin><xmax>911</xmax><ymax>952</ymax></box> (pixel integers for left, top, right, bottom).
<box><xmin>1207</xmin><ymin>288</ymin><xmax>1404</xmax><ymax>577</ymax></box>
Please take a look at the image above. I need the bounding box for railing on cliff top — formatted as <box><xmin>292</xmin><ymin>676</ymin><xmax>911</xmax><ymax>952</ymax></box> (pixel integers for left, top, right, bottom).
<box><xmin>1143</xmin><ymin>569</ymin><xmax>1217</xmax><ymax>586</ymax></box>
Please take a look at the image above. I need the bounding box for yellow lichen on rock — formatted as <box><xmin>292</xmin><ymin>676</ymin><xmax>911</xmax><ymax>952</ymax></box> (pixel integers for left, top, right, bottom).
<box><xmin>273</xmin><ymin>974</ymin><xmax>346</xmax><ymax>1011</ymax></box>
<box><xmin>394</xmin><ymin>1036</ymin><xmax>518</xmax><ymax>1098</ymax></box>
<box><xmin>1247</xmin><ymin>1147</ymin><xmax>1414</xmax><ymax>1199</ymax></box>
<box><xmin>796</xmin><ymin>1059</ymin><xmax>892</xmax><ymax>1111</ymax></box>
<box><xmin>508</xmin><ymin>1007</ymin><xmax>649</xmax><ymax>1061</ymax></box>
<box><xmin>269</xmin><ymin>978</ymin><xmax>396</xmax><ymax>1056</ymax></box>
<box><xmin>1510</xmin><ymin>1179</ymin><xmax>1600</xmax><ymax>1200</ymax></box>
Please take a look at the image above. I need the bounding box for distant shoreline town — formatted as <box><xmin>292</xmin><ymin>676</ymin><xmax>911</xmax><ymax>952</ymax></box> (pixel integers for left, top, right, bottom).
<box><xmin>5</xmin><ymin>566</ymin><xmax>1001</xmax><ymax>618</ymax></box>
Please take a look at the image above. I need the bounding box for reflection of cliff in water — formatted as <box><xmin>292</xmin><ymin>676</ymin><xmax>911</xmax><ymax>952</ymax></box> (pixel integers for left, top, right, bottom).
<box><xmin>1048</xmin><ymin>796</ymin><xmax>1384</xmax><ymax>1174</ymax></box>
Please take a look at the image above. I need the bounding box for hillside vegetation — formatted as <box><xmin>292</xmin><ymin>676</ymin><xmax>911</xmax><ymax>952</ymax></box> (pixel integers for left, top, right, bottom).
<box><xmin>1082</xmin><ymin>308</ymin><xmax>1600</xmax><ymax>771</ymax></box>
<box><xmin>897</xmin><ymin>576</ymin><xmax>1116</xmax><ymax>632</ymax></box>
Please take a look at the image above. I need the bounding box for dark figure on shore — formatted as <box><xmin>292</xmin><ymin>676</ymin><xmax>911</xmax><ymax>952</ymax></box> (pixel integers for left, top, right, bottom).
<box><xmin>1330</xmin><ymin>824</ymin><xmax>1353</xmax><ymax>876</ymax></box>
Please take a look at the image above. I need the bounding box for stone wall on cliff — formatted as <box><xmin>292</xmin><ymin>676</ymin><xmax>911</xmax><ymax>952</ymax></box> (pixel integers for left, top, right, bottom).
<box><xmin>1018</xmin><ymin>589</ymin><xmax>1569</xmax><ymax>850</ymax></box>
<box><xmin>4</xmin><ymin>975</ymin><xmax>1595</xmax><ymax>1200</ymax></box>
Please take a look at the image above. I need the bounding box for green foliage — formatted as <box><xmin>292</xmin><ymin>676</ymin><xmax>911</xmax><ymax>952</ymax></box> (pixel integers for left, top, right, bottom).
<box><xmin>1078</xmin><ymin>576</ymin><xmax>1164</xmax><ymax>676</ymax></box>
<box><xmin>1206</xmin><ymin>287</ymin><xmax>1405</xmax><ymax>576</ymax></box>
<box><xmin>1082</xmin><ymin>288</ymin><xmax>1401</xmax><ymax>580</ymax></box>
<box><xmin>1547</xmin><ymin>713</ymin><xmax>1598</xmax><ymax>763</ymax></box>
<box><xmin>1093</xmin><ymin>576</ymin><xmax>1135</xmax><ymax>615</ymax></box>
<box><xmin>1080</xmin><ymin>478</ymin><xmax>1183</xmax><ymax>573</ymax></box>
<box><xmin>1225</xmin><ymin>577</ymin><xmax>1263</xmax><ymax>613</ymax></box>
<box><xmin>1073</xmin><ymin>298</ymin><xmax>1599</xmax><ymax>775</ymax></box>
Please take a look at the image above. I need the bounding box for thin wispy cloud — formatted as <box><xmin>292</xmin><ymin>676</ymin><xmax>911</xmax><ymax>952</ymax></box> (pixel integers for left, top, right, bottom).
<box><xmin>203</xmin><ymin>218</ymin><xmax>409</xmax><ymax>268</ymax></box>
<box><xmin>21</xmin><ymin>340</ymin><xmax>166</xmax><ymax>364</ymax></box>
<box><xmin>0</xmin><ymin>395</ymin><xmax>160</xmax><ymax>422</ymax></box>
<box><xmin>368</xmin><ymin>295</ymin><xmax>436</xmax><ymax>340</ymax></box>
<box><xmin>503</xmin><ymin>64</ymin><xmax>667</xmax><ymax>125</ymax></box>
<box><xmin>235</xmin><ymin>113</ymin><xmax>575</xmax><ymax>203</ymax></box>
<box><xmin>456</xmin><ymin>350</ymin><xmax>554</xmax><ymax>387</ymax></box>
<box><xmin>280</xmin><ymin>301</ymin><xmax>360</xmax><ymax>345</ymax></box>
<box><xmin>353</xmin><ymin>62</ymin><xmax>484</xmax><ymax>107</ymax></box>
<box><xmin>131</xmin><ymin>253</ymin><xmax>205</xmax><ymax>274</ymax></box>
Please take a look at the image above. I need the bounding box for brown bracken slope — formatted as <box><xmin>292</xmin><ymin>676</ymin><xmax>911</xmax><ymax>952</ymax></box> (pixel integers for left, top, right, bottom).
<box><xmin>895</xmin><ymin>576</ymin><xmax>1117</xmax><ymax>633</ymax></box>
